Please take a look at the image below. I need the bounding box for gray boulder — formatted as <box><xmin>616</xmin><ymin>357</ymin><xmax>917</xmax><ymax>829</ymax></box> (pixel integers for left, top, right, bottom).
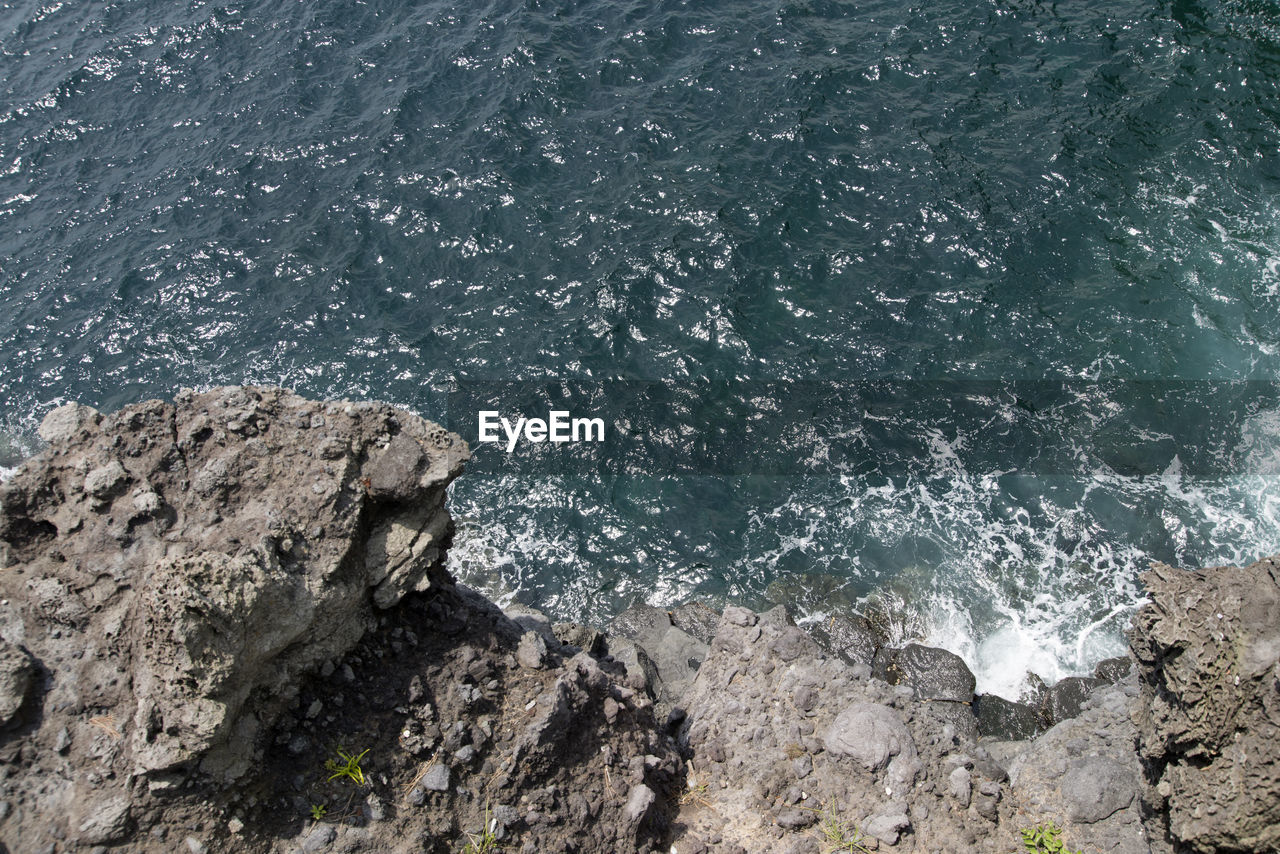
<box><xmin>606</xmin><ymin>637</ymin><xmax>662</xmax><ymax>697</ymax></box>
<box><xmin>517</xmin><ymin>631</ymin><xmax>549</xmax><ymax>670</ymax></box>
<box><xmin>503</xmin><ymin>602</ymin><xmax>559</xmax><ymax>645</ymax></box>
<box><xmin>608</xmin><ymin>603</ymin><xmax>671</xmax><ymax>645</ymax></box>
<box><xmin>624</xmin><ymin>784</ymin><xmax>656</xmax><ymax>824</ymax></box>
<box><xmin>607</xmin><ymin>602</ymin><xmax>709</xmax><ymax>714</ymax></box>
<box><xmin>864</xmin><ymin>812</ymin><xmax>910</xmax><ymax>845</ymax></box>
<box><xmin>0</xmin><ymin>640</ymin><xmax>34</xmax><ymax>726</ymax></box>
<box><xmin>884</xmin><ymin>643</ymin><xmax>976</xmax><ymax>703</ymax></box>
<box><xmin>35</xmin><ymin>401</ymin><xmax>101</xmax><ymax>444</ymax></box>
<box><xmin>1061</xmin><ymin>756</ymin><xmax>1136</xmax><ymax>823</ymax></box>
<box><xmin>824</xmin><ymin>702</ymin><xmax>920</xmax><ymax>792</ymax></box>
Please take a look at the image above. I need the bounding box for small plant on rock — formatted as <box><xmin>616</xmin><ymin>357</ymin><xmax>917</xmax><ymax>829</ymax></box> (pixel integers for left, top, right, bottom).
<box><xmin>325</xmin><ymin>747</ymin><xmax>370</xmax><ymax>786</ymax></box>
<box><xmin>461</xmin><ymin>803</ymin><xmax>498</xmax><ymax>854</ymax></box>
<box><xmin>817</xmin><ymin>804</ymin><xmax>872</xmax><ymax>854</ymax></box>
<box><xmin>1021</xmin><ymin>822</ymin><xmax>1082</xmax><ymax>854</ymax></box>
<box><xmin>678</xmin><ymin>782</ymin><xmax>710</xmax><ymax>806</ymax></box>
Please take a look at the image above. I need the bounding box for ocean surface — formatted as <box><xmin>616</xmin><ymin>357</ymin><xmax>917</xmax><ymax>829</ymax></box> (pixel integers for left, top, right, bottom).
<box><xmin>3</xmin><ymin>0</ymin><xmax>1280</xmax><ymax>698</ymax></box>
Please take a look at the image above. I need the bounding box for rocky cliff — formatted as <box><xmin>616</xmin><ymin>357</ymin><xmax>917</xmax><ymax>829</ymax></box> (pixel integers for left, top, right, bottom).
<box><xmin>1129</xmin><ymin>557</ymin><xmax>1280</xmax><ymax>853</ymax></box>
<box><xmin>0</xmin><ymin>388</ymin><xmax>1275</xmax><ymax>853</ymax></box>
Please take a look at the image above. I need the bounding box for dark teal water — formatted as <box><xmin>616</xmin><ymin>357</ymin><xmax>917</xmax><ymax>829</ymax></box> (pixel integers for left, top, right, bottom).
<box><xmin>3</xmin><ymin>0</ymin><xmax>1280</xmax><ymax>696</ymax></box>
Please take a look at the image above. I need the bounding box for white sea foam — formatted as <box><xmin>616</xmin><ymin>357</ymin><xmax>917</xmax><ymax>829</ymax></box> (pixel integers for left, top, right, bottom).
<box><xmin>0</xmin><ymin>423</ymin><xmax>38</xmax><ymax>483</ymax></box>
<box><xmin>443</xmin><ymin>398</ymin><xmax>1280</xmax><ymax>702</ymax></box>
<box><xmin>903</xmin><ymin>459</ymin><xmax>1277</xmax><ymax>698</ymax></box>
<box><xmin>749</xmin><ymin>403</ymin><xmax>1280</xmax><ymax>698</ymax></box>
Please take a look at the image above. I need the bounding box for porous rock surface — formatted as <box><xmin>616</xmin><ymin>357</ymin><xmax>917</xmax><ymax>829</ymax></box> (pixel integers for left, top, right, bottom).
<box><xmin>3</xmin><ymin>386</ymin><xmax>466</xmax><ymax>783</ymax></box>
<box><xmin>0</xmin><ymin>388</ymin><xmax>679</xmax><ymax>853</ymax></box>
<box><xmin>1130</xmin><ymin>557</ymin><xmax>1280</xmax><ymax>853</ymax></box>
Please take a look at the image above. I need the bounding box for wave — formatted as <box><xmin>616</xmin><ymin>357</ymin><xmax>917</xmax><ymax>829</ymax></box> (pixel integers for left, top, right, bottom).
<box><xmin>446</xmin><ymin>394</ymin><xmax>1280</xmax><ymax>700</ymax></box>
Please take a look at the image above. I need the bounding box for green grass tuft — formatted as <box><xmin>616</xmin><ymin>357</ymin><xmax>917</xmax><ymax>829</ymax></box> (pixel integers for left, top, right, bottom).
<box><xmin>324</xmin><ymin>747</ymin><xmax>370</xmax><ymax>786</ymax></box>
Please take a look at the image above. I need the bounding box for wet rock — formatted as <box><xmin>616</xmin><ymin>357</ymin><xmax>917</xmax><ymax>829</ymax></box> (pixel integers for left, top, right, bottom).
<box><xmin>1040</xmin><ymin>676</ymin><xmax>1102</xmax><ymax>725</ymax></box>
<box><xmin>931</xmin><ymin>698</ymin><xmax>980</xmax><ymax>745</ymax></box>
<box><xmin>1018</xmin><ymin>671</ymin><xmax>1049</xmax><ymax>707</ymax></box>
<box><xmin>871</xmin><ymin>645</ymin><xmax>897</xmax><ymax>682</ymax></box>
<box><xmin>669</xmin><ymin>601</ymin><xmax>721</xmax><ymax>645</ymax></box>
<box><xmin>1092</xmin><ymin>655</ymin><xmax>1132</xmax><ymax>684</ymax></box>
<box><xmin>974</xmin><ymin>693</ymin><xmax>1042</xmax><ymax>741</ymax></box>
<box><xmin>877</xmin><ymin>643</ymin><xmax>975</xmax><ymax>703</ymax></box>
<box><xmin>806</xmin><ymin>613</ymin><xmax>882</xmax><ymax>667</ymax></box>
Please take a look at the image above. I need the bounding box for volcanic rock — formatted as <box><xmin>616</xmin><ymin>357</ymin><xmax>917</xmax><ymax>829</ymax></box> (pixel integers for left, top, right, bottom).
<box><xmin>1130</xmin><ymin>557</ymin><xmax>1280</xmax><ymax>853</ymax></box>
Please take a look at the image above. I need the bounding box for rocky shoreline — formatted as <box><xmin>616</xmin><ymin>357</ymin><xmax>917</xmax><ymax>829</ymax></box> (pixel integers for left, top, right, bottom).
<box><xmin>0</xmin><ymin>388</ymin><xmax>1276</xmax><ymax>853</ymax></box>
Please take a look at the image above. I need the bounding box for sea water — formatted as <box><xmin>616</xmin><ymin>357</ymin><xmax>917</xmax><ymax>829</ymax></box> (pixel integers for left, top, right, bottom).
<box><xmin>3</xmin><ymin>0</ymin><xmax>1279</xmax><ymax>698</ymax></box>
